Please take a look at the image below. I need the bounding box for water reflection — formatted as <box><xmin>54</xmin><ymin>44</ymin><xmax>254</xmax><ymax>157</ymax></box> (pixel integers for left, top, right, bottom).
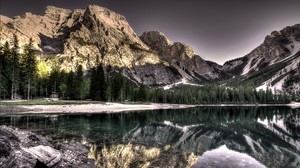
<box><xmin>0</xmin><ymin>106</ymin><xmax>299</xmax><ymax>167</ymax></box>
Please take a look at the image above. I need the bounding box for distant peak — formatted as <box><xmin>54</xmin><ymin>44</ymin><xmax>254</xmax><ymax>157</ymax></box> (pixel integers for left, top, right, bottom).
<box><xmin>141</xmin><ymin>31</ymin><xmax>174</xmax><ymax>46</ymax></box>
<box><xmin>45</xmin><ymin>5</ymin><xmax>72</xmax><ymax>15</ymax></box>
<box><xmin>85</xmin><ymin>4</ymin><xmax>109</xmax><ymax>13</ymax></box>
<box><xmin>0</xmin><ymin>15</ymin><xmax>12</xmax><ymax>24</ymax></box>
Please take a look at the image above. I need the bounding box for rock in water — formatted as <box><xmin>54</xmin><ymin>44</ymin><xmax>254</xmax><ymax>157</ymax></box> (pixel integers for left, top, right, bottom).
<box><xmin>0</xmin><ymin>125</ymin><xmax>95</xmax><ymax>168</ymax></box>
<box><xmin>22</xmin><ymin>145</ymin><xmax>61</xmax><ymax>167</ymax></box>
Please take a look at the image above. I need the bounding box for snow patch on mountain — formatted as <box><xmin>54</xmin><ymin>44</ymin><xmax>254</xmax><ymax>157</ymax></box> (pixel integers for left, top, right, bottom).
<box><xmin>285</xmin><ymin>36</ymin><xmax>300</xmax><ymax>56</ymax></box>
<box><xmin>242</xmin><ymin>58</ymin><xmax>253</xmax><ymax>75</ymax></box>
<box><xmin>163</xmin><ymin>78</ymin><xmax>202</xmax><ymax>90</ymax></box>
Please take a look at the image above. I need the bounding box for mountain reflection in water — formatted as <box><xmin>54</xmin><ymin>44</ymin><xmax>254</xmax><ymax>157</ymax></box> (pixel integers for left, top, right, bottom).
<box><xmin>0</xmin><ymin>106</ymin><xmax>299</xmax><ymax>168</ymax></box>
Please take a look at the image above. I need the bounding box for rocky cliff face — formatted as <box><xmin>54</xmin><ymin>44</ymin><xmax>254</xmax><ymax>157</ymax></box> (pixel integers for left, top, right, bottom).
<box><xmin>222</xmin><ymin>24</ymin><xmax>300</xmax><ymax>93</ymax></box>
<box><xmin>0</xmin><ymin>5</ymin><xmax>184</xmax><ymax>85</ymax></box>
<box><xmin>223</xmin><ymin>24</ymin><xmax>300</xmax><ymax>76</ymax></box>
<box><xmin>1</xmin><ymin>5</ymin><xmax>299</xmax><ymax>89</ymax></box>
<box><xmin>140</xmin><ymin>31</ymin><xmax>223</xmax><ymax>82</ymax></box>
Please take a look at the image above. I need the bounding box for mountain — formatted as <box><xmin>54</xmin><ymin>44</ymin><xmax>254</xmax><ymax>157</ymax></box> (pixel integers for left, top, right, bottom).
<box><xmin>0</xmin><ymin>5</ymin><xmax>299</xmax><ymax>91</ymax></box>
<box><xmin>0</xmin><ymin>5</ymin><xmax>223</xmax><ymax>86</ymax></box>
<box><xmin>140</xmin><ymin>31</ymin><xmax>224</xmax><ymax>82</ymax></box>
<box><xmin>223</xmin><ymin>24</ymin><xmax>300</xmax><ymax>93</ymax></box>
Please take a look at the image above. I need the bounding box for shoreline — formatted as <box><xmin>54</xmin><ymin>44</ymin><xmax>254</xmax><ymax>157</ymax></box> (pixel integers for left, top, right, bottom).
<box><xmin>0</xmin><ymin>102</ymin><xmax>299</xmax><ymax>115</ymax></box>
<box><xmin>0</xmin><ymin>102</ymin><xmax>197</xmax><ymax>114</ymax></box>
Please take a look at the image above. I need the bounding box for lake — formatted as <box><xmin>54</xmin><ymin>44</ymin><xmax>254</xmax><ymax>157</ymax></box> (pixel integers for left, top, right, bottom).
<box><xmin>0</xmin><ymin>106</ymin><xmax>299</xmax><ymax>168</ymax></box>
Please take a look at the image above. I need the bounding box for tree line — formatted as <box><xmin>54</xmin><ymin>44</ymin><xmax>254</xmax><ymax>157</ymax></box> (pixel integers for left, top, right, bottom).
<box><xmin>0</xmin><ymin>35</ymin><xmax>37</xmax><ymax>100</ymax></box>
<box><xmin>0</xmin><ymin>37</ymin><xmax>299</xmax><ymax>104</ymax></box>
<box><xmin>148</xmin><ymin>85</ymin><xmax>299</xmax><ymax>104</ymax></box>
<box><xmin>0</xmin><ymin>37</ymin><xmax>146</xmax><ymax>101</ymax></box>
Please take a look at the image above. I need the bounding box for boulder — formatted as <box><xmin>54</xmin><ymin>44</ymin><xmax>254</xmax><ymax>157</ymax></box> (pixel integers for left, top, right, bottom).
<box><xmin>0</xmin><ymin>125</ymin><xmax>95</xmax><ymax>168</ymax></box>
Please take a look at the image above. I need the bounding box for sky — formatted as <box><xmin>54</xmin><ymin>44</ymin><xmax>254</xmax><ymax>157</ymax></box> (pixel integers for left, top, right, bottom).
<box><xmin>1</xmin><ymin>0</ymin><xmax>300</xmax><ymax>64</ymax></box>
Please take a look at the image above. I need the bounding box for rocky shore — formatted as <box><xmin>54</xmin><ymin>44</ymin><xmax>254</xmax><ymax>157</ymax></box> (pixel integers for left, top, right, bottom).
<box><xmin>0</xmin><ymin>125</ymin><xmax>95</xmax><ymax>168</ymax></box>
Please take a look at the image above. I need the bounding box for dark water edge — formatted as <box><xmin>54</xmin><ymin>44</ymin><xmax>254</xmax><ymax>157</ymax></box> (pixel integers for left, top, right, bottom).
<box><xmin>0</xmin><ymin>106</ymin><xmax>300</xmax><ymax>168</ymax></box>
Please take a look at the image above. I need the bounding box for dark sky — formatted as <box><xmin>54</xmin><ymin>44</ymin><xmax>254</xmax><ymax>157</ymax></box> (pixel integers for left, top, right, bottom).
<box><xmin>1</xmin><ymin>0</ymin><xmax>300</xmax><ymax>64</ymax></box>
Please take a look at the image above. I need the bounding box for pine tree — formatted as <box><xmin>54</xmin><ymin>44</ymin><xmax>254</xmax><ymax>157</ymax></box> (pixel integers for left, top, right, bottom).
<box><xmin>0</xmin><ymin>44</ymin><xmax>4</xmax><ymax>99</ymax></box>
<box><xmin>59</xmin><ymin>83</ymin><xmax>67</xmax><ymax>99</ymax></box>
<box><xmin>58</xmin><ymin>70</ymin><xmax>68</xmax><ymax>98</ymax></box>
<box><xmin>0</xmin><ymin>42</ymin><xmax>10</xmax><ymax>99</ymax></box>
<box><xmin>138</xmin><ymin>84</ymin><xmax>147</xmax><ymax>102</ymax></box>
<box><xmin>48</xmin><ymin>69</ymin><xmax>60</xmax><ymax>95</ymax></box>
<box><xmin>110</xmin><ymin>72</ymin><xmax>123</xmax><ymax>101</ymax></box>
<box><xmin>10</xmin><ymin>35</ymin><xmax>21</xmax><ymax>99</ymax></box>
<box><xmin>20</xmin><ymin>38</ymin><xmax>37</xmax><ymax>99</ymax></box>
<box><xmin>89</xmin><ymin>67</ymin><xmax>97</xmax><ymax>100</ymax></box>
<box><xmin>66</xmin><ymin>71</ymin><xmax>75</xmax><ymax>99</ymax></box>
<box><xmin>75</xmin><ymin>65</ymin><xmax>84</xmax><ymax>100</ymax></box>
<box><xmin>89</xmin><ymin>64</ymin><xmax>107</xmax><ymax>101</ymax></box>
<box><xmin>98</xmin><ymin>64</ymin><xmax>107</xmax><ymax>101</ymax></box>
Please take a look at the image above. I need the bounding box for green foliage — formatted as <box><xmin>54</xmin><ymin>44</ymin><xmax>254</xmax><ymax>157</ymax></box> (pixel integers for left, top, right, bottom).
<box><xmin>20</xmin><ymin>38</ymin><xmax>38</xmax><ymax>99</ymax></box>
<box><xmin>59</xmin><ymin>83</ymin><xmax>67</xmax><ymax>98</ymax></box>
<box><xmin>89</xmin><ymin>64</ymin><xmax>107</xmax><ymax>101</ymax></box>
<box><xmin>66</xmin><ymin>71</ymin><xmax>75</xmax><ymax>99</ymax></box>
<box><xmin>144</xmin><ymin>85</ymin><xmax>293</xmax><ymax>104</ymax></box>
<box><xmin>1</xmin><ymin>35</ymin><xmax>22</xmax><ymax>99</ymax></box>
<box><xmin>0</xmin><ymin>42</ymin><xmax>10</xmax><ymax>99</ymax></box>
<box><xmin>0</xmin><ymin>39</ymin><xmax>298</xmax><ymax>103</ymax></box>
<box><xmin>73</xmin><ymin>65</ymin><xmax>89</xmax><ymax>100</ymax></box>
<box><xmin>109</xmin><ymin>72</ymin><xmax>124</xmax><ymax>101</ymax></box>
<box><xmin>138</xmin><ymin>84</ymin><xmax>147</xmax><ymax>102</ymax></box>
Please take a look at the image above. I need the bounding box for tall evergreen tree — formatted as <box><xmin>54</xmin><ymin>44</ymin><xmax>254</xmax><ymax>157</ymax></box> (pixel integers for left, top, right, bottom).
<box><xmin>75</xmin><ymin>65</ymin><xmax>84</xmax><ymax>100</ymax></box>
<box><xmin>89</xmin><ymin>64</ymin><xmax>106</xmax><ymax>101</ymax></box>
<box><xmin>110</xmin><ymin>72</ymin><xmax>123</xmax><ymax>101</ymax></box>
<box><xmin>48</xmin><ymin>68</ymin><xmax>60</xmax><ymax>95</ymax></box>
<box><xmin>10</xmin><ymin>35</ymin><xmax>21</xmax><ymax>99</ymax></box>
<box><xmin>66</xmin><ymin>71</ymin><xmax>75</xmax><ymax>99</ymax></box>
<box><xmin>89</xmin><ymin>67</ymin><xmax>97</xmax><ymax>100</ymax></box>
<box><xmin>20</xmin><ymin>38</ymin><xmax>37</xmax><ymax>99</ymax></box>
<box><xmin>58</xmin><ymin>70</ymin><xmax>68</xmax><ymax>98</ymax></box>
<box><xmin>138</xmin><ymin>84</ymin><xmax>147</xmax><ymax>102</ymax></box>
<box><xmin>97</xmin><ymin>64</ymin><xmax>107</xmax><ymax>101</ymax></box>
<box><xmin>0</xmin><ymin>42</ymin><xmax>10</xmax><ymax>99</ymax></box>
<box><xmin>0</xmin><ymin>44</ymin><xmax>4</xmax><ymax>99</ymax></box>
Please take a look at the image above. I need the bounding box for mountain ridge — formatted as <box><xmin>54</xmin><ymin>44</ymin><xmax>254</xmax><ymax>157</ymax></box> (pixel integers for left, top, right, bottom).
<box><xmin>1</xmin><ymin>5</ymin><xmax>300</xmax><ymax>91</ymax></box>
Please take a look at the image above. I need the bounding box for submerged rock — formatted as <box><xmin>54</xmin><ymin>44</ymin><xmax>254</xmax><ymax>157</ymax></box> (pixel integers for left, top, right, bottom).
<box><xmin>0</xmin><ymin>125</ymin><xmax>95</xmax><ymax>168</ymax></box>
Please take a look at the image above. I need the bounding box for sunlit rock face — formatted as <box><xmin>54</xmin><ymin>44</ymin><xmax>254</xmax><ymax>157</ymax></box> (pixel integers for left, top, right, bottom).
<box><xmin>0</xmin><ymin>5</ymin><xmax>183</xmax><ymax>85</ymax></box>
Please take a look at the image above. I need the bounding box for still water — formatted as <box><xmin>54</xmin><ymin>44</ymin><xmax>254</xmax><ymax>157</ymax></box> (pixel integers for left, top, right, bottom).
<box><xmin>0</xmin><ymin>106</ymin><xmax>299</xmax><ymax>168</ymax></box>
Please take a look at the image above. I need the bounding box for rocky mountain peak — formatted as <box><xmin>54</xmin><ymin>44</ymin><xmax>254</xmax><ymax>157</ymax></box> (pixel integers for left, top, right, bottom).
<box><xmin>141</xmin><ymin>31</ymin><xmax>173</xmax><ymax>48</ymax></box>
<box><xmin>140</xmin><ymin>31</ymin><xmax>196</xmax><ymax>58</ymax></box>
<box><xmin>140</xmin><ymin>31</ymin><xmax>223</xmax><ymax>81</ymax></box>
<box><xmin>0</xmin><ymin>15</ymin><xmax>12</xmax><ymax>24</ymax></box>
<box><xmin>45</xmin><ymin>5</ymin><xmax>72</xmax><ymax>17</ymax></box>
<box><xmin>222</xmin><ymin>23</ymin><xmax>300</xmax><ymax>93</ymax></box>
<box><xmin>223</xmin><ymin>24</ymin><xmax>300</xmax><ymax>76</ymax></box>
